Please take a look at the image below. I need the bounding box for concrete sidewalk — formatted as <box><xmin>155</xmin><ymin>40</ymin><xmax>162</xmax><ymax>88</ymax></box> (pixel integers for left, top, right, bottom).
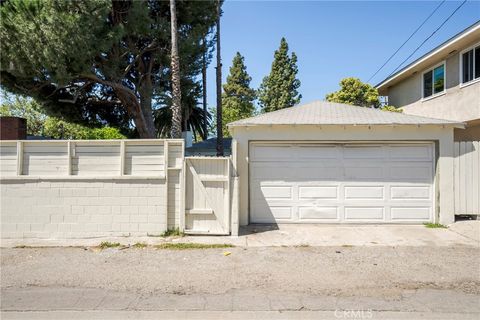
<box><xmin>2</xmin><ymin>221</ymin><xmax>478</xmax><ymax>248</ymax></box>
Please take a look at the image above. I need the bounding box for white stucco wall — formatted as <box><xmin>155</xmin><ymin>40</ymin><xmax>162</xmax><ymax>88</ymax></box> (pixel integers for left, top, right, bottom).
<box><xmin>230</xmin><ymin>124</ymin><xmax>456</xmax><ymax>226</ymax></box>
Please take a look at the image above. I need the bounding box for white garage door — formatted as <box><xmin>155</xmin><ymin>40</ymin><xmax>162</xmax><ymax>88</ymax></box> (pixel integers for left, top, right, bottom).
<box><xmin>250</xmin><ymin>142</ymin><xmax>435</xmax><ymax>224</ymax></box>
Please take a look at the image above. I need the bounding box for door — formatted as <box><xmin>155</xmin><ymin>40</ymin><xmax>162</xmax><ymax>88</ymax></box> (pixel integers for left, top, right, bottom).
<box><xmin>249</xmin><ymin>142</ymin><xmax>435</xmax><ymax>224</ymax></box>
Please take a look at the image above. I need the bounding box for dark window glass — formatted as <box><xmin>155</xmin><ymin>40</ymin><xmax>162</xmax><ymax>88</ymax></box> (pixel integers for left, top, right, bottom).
<box><xmin>423</xmin><ymin>70</ymin><xmax>433</xmax><ymax>98</ymax></box>
<box><xmin>462</xmin><ymin>50</ymin><xmax>473</xmax><ymax>83</ymax></box>
<box><xmin>433</xmin><ymin>65</ymin><xmax>445</xmax><ymax>94</ymax></box>
<box><xmin>475</xmin><ymin>46</ymin><xmax>480</xmax><ymax>79</ymax></box>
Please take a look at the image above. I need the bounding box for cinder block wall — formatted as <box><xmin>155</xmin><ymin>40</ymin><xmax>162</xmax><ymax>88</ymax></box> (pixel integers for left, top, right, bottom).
<box><xmin>1</xmin><ymin>180</ymin><xmax>167</xmax><ymax>238</ymax></box>
<box><xmin>0</xmin><ymin>139</ymin><xmax>184</xmax><ymax>239</ymax></box>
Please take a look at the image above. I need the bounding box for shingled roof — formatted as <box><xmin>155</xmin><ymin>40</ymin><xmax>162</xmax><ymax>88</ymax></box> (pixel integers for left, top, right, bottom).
<box><xmin>227</xmin><ymin>101</ymin><xmax>464</xmax><ymax>127</ymax></box>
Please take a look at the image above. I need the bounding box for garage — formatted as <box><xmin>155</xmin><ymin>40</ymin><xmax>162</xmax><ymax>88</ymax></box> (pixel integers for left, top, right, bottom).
<box><xmin>250</xmin><ymin>142</ymin><xmax>434</xmax><ymax>223</ymax></box>
<box><xmin>228</xmin><ymin>101</ymin><xmax>463</xmax><ymax>226</ymax></box>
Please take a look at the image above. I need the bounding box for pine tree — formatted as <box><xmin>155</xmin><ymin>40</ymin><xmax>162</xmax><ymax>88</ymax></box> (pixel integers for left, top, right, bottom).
<box><xmin>222</xmin><ymin>52</ymin><xmax>256</xmax><ymax>137</ymax></box>
<box><xmin>258</xmin><ymin>38</ymin><xmax>301</xmax><ymax>113</ymax></box>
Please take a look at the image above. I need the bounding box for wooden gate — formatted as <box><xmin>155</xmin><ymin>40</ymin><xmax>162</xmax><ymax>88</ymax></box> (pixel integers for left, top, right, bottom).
<box><xmin>184</xmin><ymin>157</ymin><xmax>231</xmax><ymax>234</ymax></box>
<box><xmin>454</xmin><ymin>141</ymin><xmax>480</xmax><ymax>215</ymax></box>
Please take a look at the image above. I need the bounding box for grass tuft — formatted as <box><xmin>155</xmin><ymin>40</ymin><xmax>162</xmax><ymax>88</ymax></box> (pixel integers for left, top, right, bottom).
<box><xmin>424</xmin><ymin>223</ymin><xmax>448</xmax><ymax>229</ymax></box>
<box><xmin>133</xmin><ymin>242</ymin><xmax>148</xmax><ymax>248</ymax></box>
<box><xmin>99</xmin><ymin>241</ymin><xmax>121</xmax><ymax>249</ymax></box>
<box><xmin>155</xmin><ymin>243</ymin><xmax>234</xmax><ymax>250</ymax></box>
<box><xmin>161</xmin><ymin>228</ymin><xmax>185</xmax><ymax>238</ymax></box>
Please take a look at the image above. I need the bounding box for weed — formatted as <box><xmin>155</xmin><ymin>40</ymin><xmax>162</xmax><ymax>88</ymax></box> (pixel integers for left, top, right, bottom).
<box><xmin>294</xmin><ymin>244</ymin><xmax>310</xmax><ymax>248</ymax></box>
<box><xmin>99</xmin><ymin>241</ymin><xmax>121</xmax><ymax>249</ymax></box>
<box><xmin>161</xmin><ymin>228</ymin><xmax>185</xmax><ymax>237</ymax></box>
<box><xmin>133</xmin><ymin>242</ymin><xmax>147</xmax><ymax>248</ymax></box>
<box><xmin>424</xmin><ymin>223</ymin><xmax>448</xmax><ymax>229</ymax></box>
<box><xmin>342</xmin><ymin>244</ymin><xmax>354</xmax><ymax>247</ymax></box>
<box><xmin>155</xmin><ymin>243</ymin><xmax>234</xmax><ymax>250</ymax></box>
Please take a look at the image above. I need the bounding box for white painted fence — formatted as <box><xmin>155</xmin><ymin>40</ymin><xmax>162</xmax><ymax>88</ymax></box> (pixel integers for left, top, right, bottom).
<box><xmin>454</xmin><ymin>141</ymin><xmax>480</xmax><ymax>215</ymax></box>
<box><xmin>0</xmin><ymin>139</ymin><xmax>185</xmax><ymax>239</ymax></box>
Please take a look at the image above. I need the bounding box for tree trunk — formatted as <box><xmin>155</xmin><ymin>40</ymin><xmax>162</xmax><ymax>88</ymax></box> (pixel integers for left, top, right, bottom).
<box><xmin>115</xmin><ymin>87</ymin><xmax>155</xmax><ymax>138</ymax></box>
<box><xmin>170</xmin><ymin>0</ymin><xmax>182</xmax><ymax>139</ymax></box>
<box><xmin>202</xmin><ymin>38</ymin><xmax>208</xmax><ymax>140</ymax></box>
<box><xmin>215</xmin><ymin>0</ymin><xmax>224</xmax><ymax>156</ymax></box>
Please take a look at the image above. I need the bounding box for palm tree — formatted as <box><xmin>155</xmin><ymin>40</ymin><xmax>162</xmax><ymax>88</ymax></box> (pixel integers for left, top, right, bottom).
<box><xmin>215</xmin><ymin>0</ymin><xmax>224</xmax><ymax>156</ymax></box>
<box><xmin>169</xmin><ymin>0</ymin><xmax>182</xmax><ymax>138</ymax></box>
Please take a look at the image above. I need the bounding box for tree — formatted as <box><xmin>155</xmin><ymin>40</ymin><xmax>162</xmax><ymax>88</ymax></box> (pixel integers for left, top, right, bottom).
<box><xmin>0</xmin><ymin>95</ymin><xmax>125</xmax><ymax>139</ymax></box>
<box><xmin>0</xmin><ymin>95</ymin><xmax>46</xmax><ymax>136</ymax></box>
<box><xmin>215</xmin><ymin>0</ymin><xmax>223</xmax><ymax>156</ymax></box>
<box><xmin>326</xmin><ymin>77</ymin><xmax>380</xmax><ymax>108</ymax></box>
<box><xmin>258</xmin><ymin>38</ymin><xmax>301</xmax><ymax>113</ymax></box>
<box><xmin>221</xmin><ymin>52</ymin><xmax>256</xmax><ymax>137</ymax></box>
<box><xmin>169</xmin><ymin>0</ymin><xmax>182</xmax><ymax>138</ymax></box>
<box><xmin>0</xmin><ymin>0</ymin><xmax>219</xmax><ymax>138</ymax></box>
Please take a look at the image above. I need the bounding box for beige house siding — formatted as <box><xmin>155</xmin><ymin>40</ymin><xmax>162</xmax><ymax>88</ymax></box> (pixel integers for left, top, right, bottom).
<box><xmin>231</xmin><ymin>125</ymin><xmax>456</xmax><ymax>226</ymax></box>
<box><xmin>386</xmin><ymin>42</ymin><xmax>480</xmax><ymax>122</ymax></box>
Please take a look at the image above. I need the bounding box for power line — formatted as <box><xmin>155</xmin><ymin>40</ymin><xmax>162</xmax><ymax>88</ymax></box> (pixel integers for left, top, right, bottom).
<box><xmin>368</xmin><ymin>0</ymin><xmax>446</xmax><ymax>83</ymax></box>
<box><xmin>387</xmin><ymin>0</ymin><xmax>468</xmax><ymax>78</ymax></box>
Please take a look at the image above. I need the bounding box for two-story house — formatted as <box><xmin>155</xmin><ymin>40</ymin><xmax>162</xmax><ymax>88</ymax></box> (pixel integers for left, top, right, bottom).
<box><xmin>376</xmin><ymin>21</ymin><xmax>480</xmax><ymax>141</ymax></box>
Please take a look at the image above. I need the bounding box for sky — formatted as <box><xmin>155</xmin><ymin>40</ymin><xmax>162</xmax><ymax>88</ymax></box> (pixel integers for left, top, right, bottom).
<box><xmin>206</xmin><ymin>0</ymin><xmax>480</xmax><ymax>109</ymax></box>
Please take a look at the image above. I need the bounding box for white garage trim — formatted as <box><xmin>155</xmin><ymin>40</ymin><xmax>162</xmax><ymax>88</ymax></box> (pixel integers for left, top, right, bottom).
<box><xmin>249</xmin><ymin>141</ymin><xmax>436</xmax><ymax>224</ymax></box>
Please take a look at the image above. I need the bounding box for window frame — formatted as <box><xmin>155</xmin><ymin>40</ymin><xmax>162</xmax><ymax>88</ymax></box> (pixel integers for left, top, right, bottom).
<box><xmin>421</xmin><ymin>61</ymin><xmax>446</xmax><ymax>101</ymax></box>
<box><xmin>459</xmin><ymin>41</ymin><xmax>480</xmax><ymax>88</ymax></box>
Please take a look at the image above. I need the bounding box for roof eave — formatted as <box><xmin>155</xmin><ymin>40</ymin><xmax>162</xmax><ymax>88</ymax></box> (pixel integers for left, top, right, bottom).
<box><xmin>228</xmin><ymin>123</ymin><xmax>465</xmax><ymax>129</ymax></box>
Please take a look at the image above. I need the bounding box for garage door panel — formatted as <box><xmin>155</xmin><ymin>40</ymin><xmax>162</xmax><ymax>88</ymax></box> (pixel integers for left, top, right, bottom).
<box><xmin>344</xmin><ymin>166</ymin><xmax>384</xmax><ymax>180</ymax></box>
<box><xmin>296</xmin><ymin>145</ymin><xmax>340</xmax><ymax>159</ymax></box>
<box><xmin>389</xmin><ymin>164</ymin><xmax>433</xmax><ymax>182</ymax></box>
<box><xmin>390</xmin><ymin>145</ymin><xmax>432</xmax><ymax>160</ymax></box>
<box><xmin>298</xmin><ymin>186</ymin><xmax>338</xmax><ymax>199</ymax></box>
<box><xmin>259</xmin><ymin>185</ymin><xmax>293</xmax><ymax>200</ymax></box>
<box><xmin>298</xmin><ymin>207</ymin><xmax>338</xmax><ymax>220</ymax></box>
<box><xmin>251</xmin><ymin>203</ymin><xmax>293</xmax><ymax>223</ymax></box>
<box><xmin>344</xmin><ymin>186</ymin><xmax>384</xmax><ymax>200</ymax></box>
<box><xmin>251</xmin><ymin>144</ymin><xmax>294</xmax><ymax>161</ymax></box>
<box><xmin>251</xmin><ymin>165</ymin><xmax>293</xmax><ymax>179</ymax></box>
<box><xmin>391</xmin><ymin>186</ymin><xmax>431</xmax><ymax>200</ymax></box>
<box><xmin>295</xmin><ymin>167</ymin><xmax>343</xmax><ymax>180</ymax></box>
<box><xmin>250</xmin><ymin>143</ymin><xmax>435</xmax><ymax>224</ymax></box>
<box><xmin>345</xmin><ymin>207</ymin><xmax>385</xmax><ymax>220</ymax></box>
<box><xmin>391</xmin><ymin>207</ymin><xmax>431</xmax><ymax>220</ymax></box>
<box><xmin>344</xmin><ymin>145</ymin><xmax>385</xmax><ymax>159</ymax></box>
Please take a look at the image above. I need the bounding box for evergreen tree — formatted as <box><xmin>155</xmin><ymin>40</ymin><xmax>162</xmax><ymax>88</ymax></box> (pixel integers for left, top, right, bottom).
<box><xmin>221</xmin><ymin>52</ymin><xmax>256</xmax><ymax>137</ymax></box>
<box><xmin>258</xmin><ymin>38</ymin><xmax>301</xmax><ymax>113</ymax></box>
<box><xmin>0</xmin><ymin>0</ymin><xmax>219</xmax><ymax>138</ymax></box>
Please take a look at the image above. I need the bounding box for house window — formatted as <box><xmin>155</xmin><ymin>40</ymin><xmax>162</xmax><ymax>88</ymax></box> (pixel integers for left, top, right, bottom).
<box><xmin>423</xmin><ymin>63</ymin><xmax>445</xmax><ymax>98</ymax></box>
<box><xmin>461</xmin><ymin>44</ymin><xmax>480</xmax><ymax>84</ymax></box>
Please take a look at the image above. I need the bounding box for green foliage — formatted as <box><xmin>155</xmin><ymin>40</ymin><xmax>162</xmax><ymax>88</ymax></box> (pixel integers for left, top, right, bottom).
<box><xmin>326</xmin><ymin>78</ymin><xmax>380</xmax><ymax>108</ymax></box>
<box><xmin>98</xmin><ymin>242</ymin><xmax>121</xmax><ymax>249</ymax></box>
<box><xmin>424</xmin><ymin>223</ymin><xmax>448</xmax><ymax>229</ymax></box>
<box><xmin>43</xmin><ymin>118</ymin><xmax>125</xmax><ymax>140</ymax></box>
<box><xmin>0</xmin><ymin>95</ymin><xmax>46</xmax><ymax>136</ymax></box>
<box><xmin>161</xmin><ymin>228</ymin><xmax>185</xmax><ymax>238</ymax></box>
<box><xmin>258</xmin><ymin>38</ymin><xmax>301</xmax><ymax>113</ymax></box>
<box><xmin>1</xmin><ymin>94</ymin><xmax>125</xmax><ymax>139</ymax></box>
<box><xmin>221</xmin><ymin>52</ymin><xmax>256</xmax><ymax>137</ymax></box>
<box><xmin>380</xmin><ymin>105</ymin><xmax>403</xmax><ymax>113</ymax></box>
<box><xmin>0</xmin><ymin>0</ymin><xmax>220</xmax><ymax>137</ymax></box>
<box><xmin>133</xmin><ymin>242</ymin><xmax>148</xmax><ymax>248</ymax></box>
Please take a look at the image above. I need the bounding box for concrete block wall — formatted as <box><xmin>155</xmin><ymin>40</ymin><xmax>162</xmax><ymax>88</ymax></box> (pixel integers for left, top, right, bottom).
<box><xmin>0</xmin><ymin>139</ymin><xmax>185</xmax><ymax>239</ymax></box>
<box><xmin>0</xmin><ymin>179</ymin><xmax>168</xmax><ymax>239</ymax></box>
